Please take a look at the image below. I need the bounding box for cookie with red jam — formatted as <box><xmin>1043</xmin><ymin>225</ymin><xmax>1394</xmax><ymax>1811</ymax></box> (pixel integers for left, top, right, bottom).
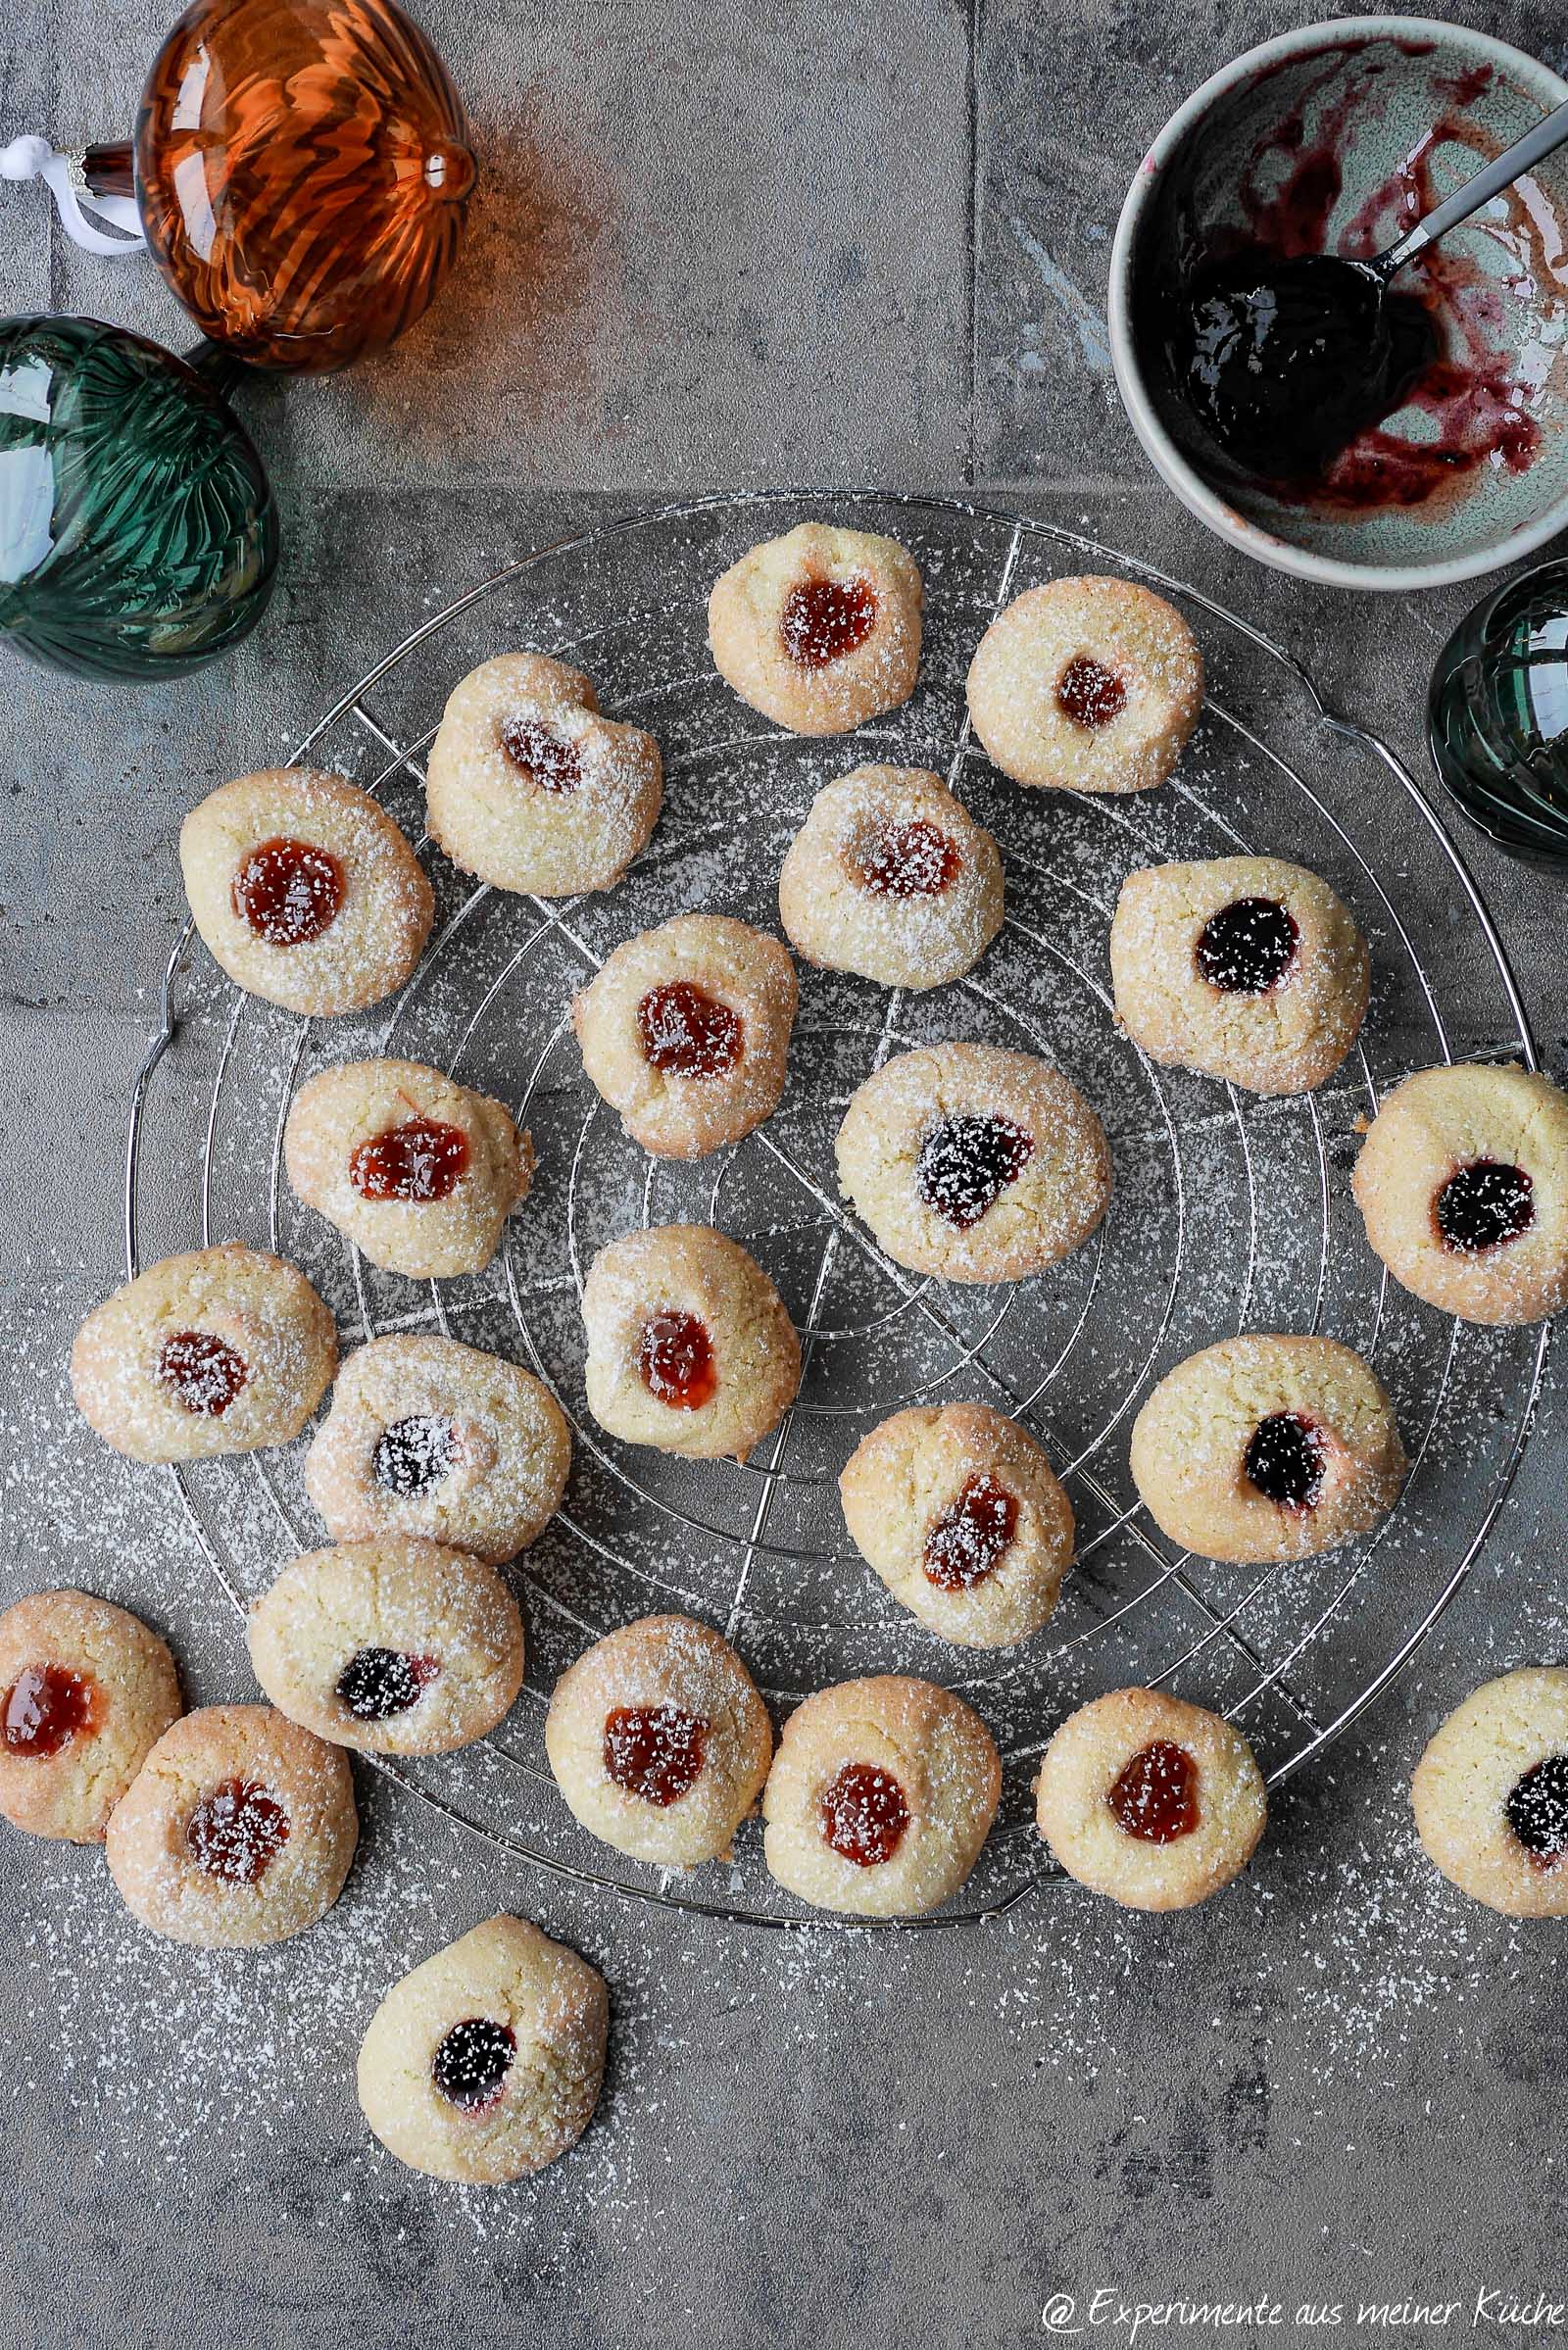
<box><xmin>709</xmin><ymin>521</ymin><xmax>922</xmax><ymax>736</ymax></box>
<box><xmin>572</xmin><ymin>914</ymin><xmax>798</xmax><ymax>1159</ymax></box>
<box><xmin>546</xmin><ymin>1615</ymin><xmax>772</xmax><ymax>1868</ymax></box>
<box><xmin>762</xmin><ymin>1675</ymin><xmax>1000</xmax><ymax>1917</ymax></box>
<box><xmin>71</xmin><ymin>1245</ymin><xmax>336</xmax><ymax>1463</ymax></box>
<box><xmin>0</xmin><ymin>1591</ymin><xmax>182</xmax><ymax>1842</ymax></box>
<box><xmin>1035</xmin><ymin>1689</ymin><xmax>1265</xmax><ymax>1910</ymax></box>
<box><xmin>106</xmin><ymin>1703</ymin><xmax>357</xmax><ymax>1948</ymax></box>
<box><xmin>778</xmin><ymin>764</ymin><xmax>1004</xmax><ymax>992</ymax></box>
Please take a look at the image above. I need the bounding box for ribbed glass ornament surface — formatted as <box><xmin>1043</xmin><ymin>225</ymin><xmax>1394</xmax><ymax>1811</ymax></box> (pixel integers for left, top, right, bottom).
<box><xmin>1428</xmin><ymin>561</ymin><xmax>1568</xmax><ymax>868</ymax></box>
<box><xmin>0</xmin><ymin>317</ymin><xmax>276</xmax><ymax>680</ymax></box>
<box><xmin>128</xmin><ymin>0</ymin><xmax>477</xmax><ymax>373</ymax></box>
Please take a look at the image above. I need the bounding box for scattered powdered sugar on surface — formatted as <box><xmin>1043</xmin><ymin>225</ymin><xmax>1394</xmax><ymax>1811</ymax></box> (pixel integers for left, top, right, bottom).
<box><xmin>7</xmin><ymin>505</ymin><xmax>1568</xmax><ymax>2270</ymax></box>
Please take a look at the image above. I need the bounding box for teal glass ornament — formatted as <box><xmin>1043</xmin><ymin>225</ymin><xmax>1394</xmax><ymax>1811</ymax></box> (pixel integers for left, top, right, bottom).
<box><xmin>0</xmin><ymin>315</ymin><xmax>277</xmax><ymax>680</ymax></box>
<box><xmin>1428</xmin><ymin>560</ymin><xmax>1568</xmax><ymax>868</ymax></box>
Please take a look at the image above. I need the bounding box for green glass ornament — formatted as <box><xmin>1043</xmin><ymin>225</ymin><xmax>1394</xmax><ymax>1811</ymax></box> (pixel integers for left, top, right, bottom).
<box><xmin>1428</xmin><ymin>561</ymin><xmax>1568</xmax><ymax>868</ymax></box>
<box><xmin>0</xmin><ymin>315</ymin><xmax>277</xmax><ymax>680</ymax></box>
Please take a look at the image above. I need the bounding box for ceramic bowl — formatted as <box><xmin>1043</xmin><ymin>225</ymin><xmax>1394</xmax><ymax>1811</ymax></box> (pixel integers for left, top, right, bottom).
<box><xmin>1108</xmin><ymin>18</ymin><xmax>1568</xmax><ymax>592</ymax></box>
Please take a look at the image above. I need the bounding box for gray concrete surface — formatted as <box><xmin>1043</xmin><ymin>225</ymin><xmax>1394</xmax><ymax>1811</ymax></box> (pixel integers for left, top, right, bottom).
<box><xmin>4</xmin><ymin>5</ymin><xmax>1568</xmax><ymax>2346</ymax></box>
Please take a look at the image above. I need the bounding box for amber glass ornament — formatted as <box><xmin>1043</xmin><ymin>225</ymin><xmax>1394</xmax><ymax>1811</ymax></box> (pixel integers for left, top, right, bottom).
<box><xmin>81</xmin><ymin>0</ymin><xmax>477</xmax><ymax>373</ymax></box>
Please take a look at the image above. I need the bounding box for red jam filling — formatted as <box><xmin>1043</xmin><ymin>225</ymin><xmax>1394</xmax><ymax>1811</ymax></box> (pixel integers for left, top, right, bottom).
<box><xmin>780</xmin><ymin>574</ymin><xmax>878</xmax><ymax>668</ymax></box>
<box><xmin>602</xmin><ymin>1703</ymin><xmax>709</xmax><ymax>1805</ymax></box>
<box><xmin>855</xmin><ymin>818</ymin><xmax>961</xmax><ymax>899</ymax></box>
<box><xmin>1056</xmin><ymin>656</ymin><xmax>1127</xmax><ymax>730</ymax></box>
<box><xmin>819</xmin><ymin>1761</ymin><xmax>910</xmax><ymax>1867</ymax></box>
<box><xmin>499</xmin><ymin>715</ymin><xmax>582</xmax><ymax>793</ymax></box>
<box><xmin>637</xmin><ymin>981</ymin><xmax>743</xmax><ymax>1079</ymax></box>
<box><xmin>230</xmin><ymin>837</ymin><xmax>345</xmax><ymax>946</ymax></box>
<box><xmin>637</xmin><ymin>1310</ymin><xmax>717</xmax><ymax>1410</ymax></box>
<box><xmin>2</xmin><ymin>1664</ymin><xmax>99</xmax><ymax>1757</ymax></box>
<box><xmin>924</xmin><ymin>1472</ymin><xmax>1019</xmax><ymax>1591</ymax></box>
<box><xmin>185</xmin><ymin>1778</ymin><xmax>290</xmax><ymax>1885</ymax></box>
<box><xmin>350</xmin><ymin>1116</ymin><xmax>469</xmax><ymax>1201</ymax></box>
<box><xmin>157</xmin><ymin>1330</ymin><xmax>250</xmax><ymax>1418</ymax></box>
<box><xmin>1107</xmin><ymin>1738</ymin><xmax>1200</xmax><ymax>1842</ymax></box>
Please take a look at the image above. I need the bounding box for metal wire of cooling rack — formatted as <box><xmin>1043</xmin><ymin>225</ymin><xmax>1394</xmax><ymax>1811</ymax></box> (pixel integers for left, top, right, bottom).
<box><xmin>124</xmin><ymin>491</ymin><xmax>1552</xmax><ymax>1933</ymax></box>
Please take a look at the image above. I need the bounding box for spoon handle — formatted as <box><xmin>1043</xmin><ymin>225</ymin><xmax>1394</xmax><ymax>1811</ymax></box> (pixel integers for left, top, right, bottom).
<box><xmin>1383</xmin><ymin>93</ymin><xmax>1568</xmax><ymax>273</ymax></box>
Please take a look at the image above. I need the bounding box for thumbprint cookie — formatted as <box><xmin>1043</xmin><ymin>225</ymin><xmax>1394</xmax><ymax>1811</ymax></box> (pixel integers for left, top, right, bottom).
<box><xmin>179</xmin><ymin>769</ymin><xmax>433</xmax><ymax>1016</ymax></box>
<box><xmin>249</xmin><ymin>1538</ymin><xmax>524</xmax><ymax>1756</ymax></box>
<box><xmin>106</xmin><ymin>1703</ymin><xmax>357</xmax><ymax>1948</ymax></box>
<box><xmin>305</xmin><ymin>1335</ymin><xmax>570</xmax><ymax>1564</ymax></box>
<box><xmin>966</xmin><ymin>576</ymin><xmax>1202</xmax><ymax>794</ymax></box>
<box><xmin>1352</xmin><ymin>1063</ymin><xmax>1568</xmax><ymax>1325</ymax></box>
<box><xmin>1110</xmin><ymin>855</ymin><xmax>1370</xmax><ymax>1096</ymax></box>
<box><xmin>571</xmin><ymin>913</ymin><xmax>798</xmax><ymax>1159</ymax></box>
<box><xmin>581</xmin><ymin>1224</ymin><xmax>801</xmax><ymax>1460</ymax></box>
<box><xmin>71</xmin><ymin>1244</ymin><xmax>337</xmax><ymax>1463</ymax></box>
<box><xmin>1412</xmin><ymin>1668</ymin><xmax>1568</xmax><ymax>1917</ymax></box>
<box><xmin>0</xmin><ymin>1591</ymin><xmax>182</xmax><ymax>1842</ymax></box>
<box><xmin>840</xmin><ymin>1402</ymin><xmax>1074</xmax><ymax>1648</ymax></box>
<box><xmin>778</xmin><ymin>764</ymin><xmax>1004</xmax><ymax>992</ymax></box>
<box><xmin>762</xmin><ymin>1676</ymin><xmax>1001</xmax><ymax>1917</ymax></box>
<box><xmin>284</xmin><ymin>1058</ymin><xmax>533</xmax><ymax>1279</ymax></box>
<box><xmin>708</xmin><ymin>521</ymin><xmax>922</xmax><ymax>735</ymax></box>
<box><xmin>545</xmin><ymin>1615</ymin><xmax>772</xmax><ymax>1868</ymax></box>
<box><xmin>835</xmin><ymin>1042</ymin><xmax>1112</xmax><ymax>1284</ymax></box>
<box><xmin>1035</xmin><ymin>1689</ymin><xmax>1266</xmax><ymax>1910</ymax></box>
<box><xmin>425</xmin><ymin>653</ymin><xmax>662</xmax><ymax>898</ymax></box>
<box><xmin>1129</xmin><ymin>1334</ymin><xmax>1406</xmax><ymax>1564</ymax></box>
<box><xmin>358</xmin><ymin>1915</ymin><xmax>608</xmax><ymax>2183</ymax></box>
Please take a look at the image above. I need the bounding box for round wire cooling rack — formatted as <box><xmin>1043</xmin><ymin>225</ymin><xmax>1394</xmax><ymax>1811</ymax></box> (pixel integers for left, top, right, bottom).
<box><xmin>125</xmin><ymin>491</ymin><xmax>1550</xmax><ymax>1932</ymax></box>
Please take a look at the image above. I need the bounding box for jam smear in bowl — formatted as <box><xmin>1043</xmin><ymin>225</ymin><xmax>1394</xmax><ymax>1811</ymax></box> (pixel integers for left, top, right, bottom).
<box><xmin>1114</xmin><ymin>27</ymin><xmax>1568</xmax><ymax>585</ymax></box>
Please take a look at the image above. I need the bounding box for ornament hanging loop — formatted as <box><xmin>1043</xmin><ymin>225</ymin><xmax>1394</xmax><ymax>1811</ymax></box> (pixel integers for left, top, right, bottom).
<box><xmin>0</xmin><ymin>134</ymin><xmax>145</xmax><ymax>257</ymax></box>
